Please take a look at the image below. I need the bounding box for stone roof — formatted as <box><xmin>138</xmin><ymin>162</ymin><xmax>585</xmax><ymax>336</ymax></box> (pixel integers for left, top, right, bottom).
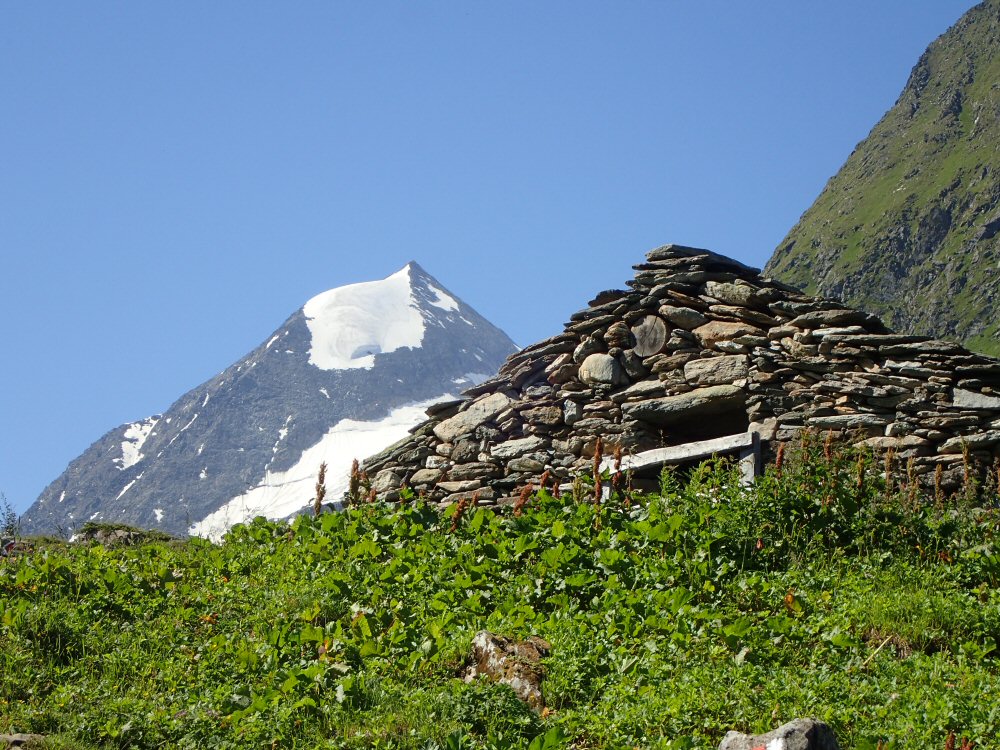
<box><xmin>362</xmin><ymin>244</ymin><xmax>1000</xmax><ymax>505</ymax></box>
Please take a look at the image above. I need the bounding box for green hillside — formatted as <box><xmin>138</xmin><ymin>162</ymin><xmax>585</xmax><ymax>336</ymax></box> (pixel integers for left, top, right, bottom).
<box><xmin>766</xmin><ymin>0</ymin><xmax>1000</xmax><ymax>357</ymax></box>
<box><xmin>3</xmin><ymin>438</ymin><xmax>1000</xmax><ymax>749</ymax></box>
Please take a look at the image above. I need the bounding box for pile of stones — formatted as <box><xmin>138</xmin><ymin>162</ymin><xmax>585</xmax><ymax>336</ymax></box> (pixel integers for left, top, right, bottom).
<box><xmin>362</xmin><ymin>244</ymin><xmax>1000</xmax><ymax>507</ymax></box>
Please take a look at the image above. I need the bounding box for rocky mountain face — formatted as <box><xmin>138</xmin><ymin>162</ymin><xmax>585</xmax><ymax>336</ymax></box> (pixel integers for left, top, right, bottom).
<box><xmin>766</xmin><ymin>0</ymin><xmax>1000</xmax><ymax>357</ymax></box>
<box><xmin>22</xmin><ymin>263</ymin><xmax>517</xmax><ymax>538</ymax></box>
<box><xmin>364</xmin><ymin>244</ymin><xmax>1000</xmax><ymax>506</ymax></box>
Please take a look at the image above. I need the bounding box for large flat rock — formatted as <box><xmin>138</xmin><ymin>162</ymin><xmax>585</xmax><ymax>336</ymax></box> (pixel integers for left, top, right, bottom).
<box><xmin>621</xmin><ymin>384</ymin><xmax>745</xmax><ymax>426</ymax></box>
<box><xmin>433</xmin><ymin>392</ymin><xmax>514</xmax><ymax>443</ymax></box>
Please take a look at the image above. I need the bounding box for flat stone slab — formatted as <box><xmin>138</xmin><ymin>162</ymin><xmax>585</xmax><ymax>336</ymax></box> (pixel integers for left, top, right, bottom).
<box><xmin>433</xmin><ymin>392</ymin><xmax>514</xmax><ymax>443</ymax></box>
<box><xmin>953</xmin><ymin>388</ymin><xmax>1000</xmax><ymax>410</ymax></box>
<box><xmin>683</xmin><ymin>354</ymin><xmax>749</xmax><ymax>386</ymax></box>
<box><xmin>621</xmin><ymin>384</ymin><xmax>745</xmax><ymax>426</ymax></box>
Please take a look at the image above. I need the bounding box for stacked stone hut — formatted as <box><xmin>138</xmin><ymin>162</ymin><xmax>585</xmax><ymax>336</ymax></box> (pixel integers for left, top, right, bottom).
<box><xmin>362</xmin><ymin>244</ymin><xmax>1000</xmax><ymax>505</ymax></box>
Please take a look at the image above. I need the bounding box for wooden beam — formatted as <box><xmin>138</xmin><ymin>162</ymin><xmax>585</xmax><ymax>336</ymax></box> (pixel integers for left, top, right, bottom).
<box><xmin>599</xmin><ymin>431</ymin><xmax>761</xmax><ymax>484</ymax></box>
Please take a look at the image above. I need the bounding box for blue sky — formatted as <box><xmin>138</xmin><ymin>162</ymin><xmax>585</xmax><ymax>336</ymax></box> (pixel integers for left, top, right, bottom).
<box><xmin>0</xmin><ymin>1</ymin><xmax>979</xmax><ymax>513</ymax></box>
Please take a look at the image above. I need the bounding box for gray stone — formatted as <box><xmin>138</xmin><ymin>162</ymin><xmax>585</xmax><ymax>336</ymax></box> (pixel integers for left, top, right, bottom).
<box><xmin>578</xmin><ymin>353</ymin><xmax>626</xmax><ymax>386</ymax></box>
<box><xmin>788</xmin><ymin>308</ymin><xmax>870</xmax><ymax>329</ymax></box>
<box><xmin>939</xmin><ymin>431</ymin><xmax>1000</xmax><ymax>453</ymax></box>
<box><xmin>563</xmin><ymin>400</ymin><xmax>583</xmax><ymax>425</ymax></box>
<box><xmin>490</xmin><ymin>436</ymin><xmax>547</xmax><ymax>459</ymax></box>
<box><xmin>449</xmin><ymin>462</ymin><xmax>503</xmax><ymax>480</ymax></box>
<box><xmin>433</xmin><ymin>392</ymin><xmax>515</xmax><ymax>443</ymax></box>
<box><xmin>508</xmin><ymin>456</ymin><xmax>546</xmax><ymax>473</ymax></box>
<box><xmin>409</xmin><ymin>468</ymin><xmax>443</xmax><ymax>486</ymax></box>
<box><xmin>572</xmin><ymin>335</ymin><xmax>604</xmax><ymax>363</ymax></box>
<box><xmin>718</xmin><ymin>718</ymin><xmax>840</xmax><ymax>750</ymax></box>
<box><xmin>621</xmin><ymin>385</ymin><xmax>745</xmax><ymax>426</ymax></box>
<box><xmin>371</xmin><ymin>469</ymin><xmax>403</xmax><ymax>493</ymax></box>
<box><xmin>437</xmin><ymin>480</ymin><xmax>481</xmax><ymax>493</ymax></box>
<box><xmin>806</xmin><ymin>413</ymin><xmax>888</xmax><ymax>429</ymax></box>
<box><xmin>659</xmin><ymin>305</ymin><xmax>707</xmax><ymax>330</ymax></box>
<box><xmin>683</xmin><ymin>354</ymin><xmax>749</xmax><ymax>386</ymax></box>
<box><xmin>451</xmin><ymin>439</ymin><xmax>481</xmax><ymax>463</ymax></box>
<box><xmin>610</xmin><ymin>379</ymin><xmax>666</xmax><ymax>403</ymax></box>
<box><xmin>521</xmin><ymin>406</ymin><xmax>563</xmax><ymax>426</ymax></box>
<box><xmin>953</xmin><ymin>388</ymin><xmax>1000</xmax><ymax>410</ymax></box>
<box><xmin>704</xmin><ymin>280</ymin><xmax>761</xmax><ymax>307</ymax></box>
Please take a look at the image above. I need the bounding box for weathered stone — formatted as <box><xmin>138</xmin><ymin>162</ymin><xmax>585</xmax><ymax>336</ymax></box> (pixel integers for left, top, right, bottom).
<box><xmin>521</xmin><ymin>406</ymin><xmax>563</xmax><ymax>426</ymax></box>
<box><xmin>806</xmin><ymin>413</ymin><xmax>888</xmax><ymax>429</ymax></box>
<box><xmin>621</xmin><ymin>385</ymin><xmax>745</xmax><ymax>426</ymax></box>
<box><xmin>719</xmin><ymin>718</ymin><xmax>840</xmax><ymax>750</ymax></box>
<box><xmin>953</xmin><ymin>388</ymin><xmax>1000</xmax><ymax>410</ymax></box>
<box><xmin>939</xmin><ymin>431</ymin><xmax>1000</xmax><ymax>453</ymax></box>
<box><xmin>437</xmin><ymin>479</ymin><xmax>481</xmax><ymax>493</ymax></box>
<box><xmin>572</xmin><ymin>335</ymin><xmax>604</xmax><ymax>363</ymax></box>
<box><xmin>788</xmin><ymin>308</ymin><xmax>871</xmax><ymax>329</ymax></box>
<box><xmin>620</xmin><ymin>349</ymin><xmax>651</xmax><ymax>379</ymax></box>
<box><xmin>578</xmin><ymin>353</ymin><xmax>626</xmax><ymax>385</ymax></box>
<box><xmin>683</xmin><ymin>354</ymin><xmax>749</xmax><ymax>386</ymax></box>
<box><xmin>659</xmin><ymin>305</ymin><xmax>707</xmax><ymax>329</ymax></box>
<box><xmin>693</xmin><ymin>320</ymin><xmax>765</xmax><ymax>349</ymax></box>
<box><xmin>409</xmin><ymin>468</ymin><xmax>443</xmax><ymax>486</ymax></box>
<box><xmin>372</xmin><ymin>469</ymin><xmax>403</xmax><ymax>493</ymax></box>
<box><xmin>704</xmin><ymin>280</ymin><xmax>764</xmax><ymax>307</ymax></box>
<box><xmin>490</xmin><ymin>436</ymin><xmax>547</xmax><ymax>459</ymax></box>
<box><xmin>463</xmin><ymin>631</ymin><xmax>550</xmax><ymax>711</ymax></box>
<box><xmin>604</xmin><ymin>321</ymin><xmax>633</xmax><ymax>349</ymax></box>
<box><xmin>433</xmin><ymin>392</ymin><xmax>515</xmax><ymax>442</ymax></box>
<box><xmin>449</xmin><ymin>462</ymin><xmax>503</xmax><ymax>480</ymax></box>
<box><xmin>610</xmin><ymin>379</ymin><xmax>666</xmax><ymax>403</ymax></box>
<box><xmin>508</xmin><ymin>456</ymin><xmax>547</xmax><ymax>473</ymax></box>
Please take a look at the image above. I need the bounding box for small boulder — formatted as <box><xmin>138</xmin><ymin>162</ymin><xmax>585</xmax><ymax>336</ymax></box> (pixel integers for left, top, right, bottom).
<box><xmin>579</xmin><ymin>353</ymin><xmax>627</xmax><ymax>386</ymax></box>
<box><xmin>462</xmin><ymin>631</ymin><xmax>550</xmax><ymax>711</ymax></box>
<box><xmin>1</xmin><ymin>735</ymin><xmax>47</xmax><ymax>749</ymax></box>
<box><xmin>719</xmin><ymin>718</ymin><xmax>840</xmax><ymax>750</ymax></box>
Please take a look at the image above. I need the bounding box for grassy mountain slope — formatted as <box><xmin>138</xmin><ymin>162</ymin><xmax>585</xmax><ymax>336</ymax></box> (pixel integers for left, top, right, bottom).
<box><xmin>3</xmin><ymin>437</ymin><xmax>1000</xmax><ymax>749</ymax></box>
<box><xmin>766</xmin><ymin>0</ymin><xmax>1000</xmax><ymax>356</ymax></box>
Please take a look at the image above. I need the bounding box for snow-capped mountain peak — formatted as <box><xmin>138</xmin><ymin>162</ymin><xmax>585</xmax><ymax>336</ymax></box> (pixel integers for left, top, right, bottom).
<box><xmin>23</xmin><ymin>262</ymin><xmax>517</xmax><ymax>538</ymax></box>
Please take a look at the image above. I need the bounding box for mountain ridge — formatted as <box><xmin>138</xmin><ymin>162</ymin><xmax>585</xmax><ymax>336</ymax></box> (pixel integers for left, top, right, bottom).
<box><xmin>765</xmin><ymin>0</ymin><xmax>1000</xmax><ymax>356</ymax></box>
<box><xmin>21</xmin><ymin>263</ymin><xmax>517</xmax><ymax>537</ymax></box>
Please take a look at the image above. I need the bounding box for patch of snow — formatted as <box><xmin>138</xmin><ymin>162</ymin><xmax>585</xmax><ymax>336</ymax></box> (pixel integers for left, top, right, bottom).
<box><xmin>202</xmin><ymin>393</ymin><xmax>210</xmax><ymax>407</ymax></box>
<box><xmin>302</xmin><ymin>265</ymin><xmax>424</xmax><ymax>370</ymax></box>
<box><xmin>59</xmin><ymin>491</ymin><xmax>66</xmax><ymax>503</ymax></box>
<box><xmin>265</xmin><ymin>335</ymin><xmax>280</xmax><ymax>349</ymax></box>
<box><xmin>319</xmin><ymin>388</ymin><xmax>330</xmax><ymax>399</ymax></box>
<box><xmin>116</xmin><ymin>479</ymin><xmax>137</xmax><ymax>501</ymax></box>
<box><xmin>452</xmin><ymin>372</ymin><xmax>492</xmax><ymax>386</ymax></box>
<box><xmin>426</xmin><ymin>282</ymin><xmax>459</xmax><ymax>311</ymax></box>
<box><xmin>189</xmin><ymin>394</ymin><xmax>455</xmax><ymax>541</ymax></box>
<box><xmin>197</xmin><ymin>443</ymin><xmax>205</xmax><ymax>456</ymax></box>
<box><xmin>89</xmin><ymin>512</ymin><xmax>100</xmax><ymax>520</ymax></box>
<box><xmin>166</xmin><ymin>413</ymin><xmax>200</xmax><ymax>448</ymax></box>
<box><xmin>153</xmin><ymin>508</ymin><xmax>164</xmax><ymax>523</ymax></box>
<box><xmin>474</xmin><ymin>353</ymin><xmax>483</xmax><ymax>361</ymax></box>
<box><xmin>115</xmin><ymin>416</ymin><xmax>159</xmax><ymax>470</ymax></box>
<box><xmin>271</xmin><ymin>417</ymin><xmax>293</xmax><ymax>456</ymax></box>
<box><xmin>199</xmin><ymin>467</ymin><xmax>208</xmax><ymax>480</ymax></box>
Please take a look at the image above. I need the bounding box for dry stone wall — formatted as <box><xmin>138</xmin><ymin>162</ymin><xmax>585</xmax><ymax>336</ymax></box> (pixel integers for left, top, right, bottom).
<box><xmin>363</xmin><ymin>244</ymin><xmax>1000</xmax><ymax>505</ymax></box>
